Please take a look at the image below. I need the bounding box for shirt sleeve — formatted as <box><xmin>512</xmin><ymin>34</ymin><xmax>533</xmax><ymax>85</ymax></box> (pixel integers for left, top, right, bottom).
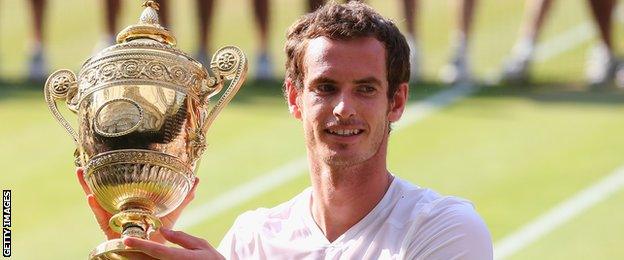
<box><xmin>216</xmin><ymin>211</ymin><xmax>259</xmax><ymax>260</ymax></box>
<box><xmin>216</xmin><ymin>217</ymin><xmax>238</xmax><ymax>259</ymax></box>
<box><xmin>403</xmin><ymin>199</ymin><xmax>493</xmax><ymax>260</ymax></box>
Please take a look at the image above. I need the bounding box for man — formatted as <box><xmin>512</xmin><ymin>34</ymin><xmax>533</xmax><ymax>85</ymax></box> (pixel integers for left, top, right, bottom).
<box><xmin>79</xmin><ymin>2</ymin><xmax>492</xmax><ymax>259</ymax></box>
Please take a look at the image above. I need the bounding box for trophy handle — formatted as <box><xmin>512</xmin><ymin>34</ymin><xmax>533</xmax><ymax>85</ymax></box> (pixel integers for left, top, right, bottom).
<box><xmin>202</xmin><ymin>46</ymin><xmax>248</xmax><ymax>133</ymax></box>
<box><xmin>44</xmin><ymin>69</ymin><xmax>80</xmax><ymax>146</ymax></box>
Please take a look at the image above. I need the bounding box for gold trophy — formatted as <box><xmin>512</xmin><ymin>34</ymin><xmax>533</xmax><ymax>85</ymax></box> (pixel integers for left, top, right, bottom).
<box><xmin>43</xmin><ymin>1</ymin><xmax>247</xmax><ymax>259</ymax></box>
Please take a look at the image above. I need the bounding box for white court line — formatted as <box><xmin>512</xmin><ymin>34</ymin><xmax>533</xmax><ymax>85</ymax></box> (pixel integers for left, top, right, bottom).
<box><xmin>177</xmin><ymin>82</ymin><xmax>477</xmax><ymax>229</ymax></box>
<box><xmin>394</xmin><ymin>83</ymin><xmax>477</xmax><ymax>131</ymax></box>
<box><xmin>533</xmin><ymin>22</ymin><xmax>594</xmax><ymax>63</ymax></box>
<box><xmin>493</xmin><ymin>8</ymin><xmax>624</xmax><ymax>258</ymax></box>
<box><xmin>178</xmin><ymin>157</ymin><xmax>307</xmax><ymax>229</ymax></box>
<box><xmin>486</xmin><ymin>4</ymin><xmax>623</xmax><ymax>82</ymax></box>
<box><xmin>617</xmin><ymin>3</ymin><xmax>624</xmax><ymax>23</ymax></box>
<box><xmin>485</xmin><ymin>21</ymin><xmax>595</xmax><ymax>83</ymax></box>
<box><xmin>494</xmin><ymin>165</ymin><xmax>624</xmax><ymax>260</ymax></box>
<box><xmin>534</xmin><ymin>2</ymin><xmax>624</xmax><ymax>63</ymax></box>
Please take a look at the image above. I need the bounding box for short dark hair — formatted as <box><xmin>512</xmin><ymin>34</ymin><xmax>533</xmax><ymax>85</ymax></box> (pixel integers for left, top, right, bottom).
<box><xmin>284</xmin><ymin>1</ymin><xmax>410</xmax><ymax>99</ymax></box>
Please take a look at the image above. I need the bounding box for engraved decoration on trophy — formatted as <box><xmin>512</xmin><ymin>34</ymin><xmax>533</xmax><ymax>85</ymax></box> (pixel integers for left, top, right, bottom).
<box><xmin>43</xmin><ymin>1</ymin><xmax>247</xmax><ymax>259</ymax></box>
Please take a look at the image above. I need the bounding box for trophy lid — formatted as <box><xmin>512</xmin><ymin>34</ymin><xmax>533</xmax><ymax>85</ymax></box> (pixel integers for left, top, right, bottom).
<box><xmin>70</xmin><ymin>1</ymin><xmax>213</xmax><ymax>111</ymax></box>
<box><xmin>116</xmin><ymin>1</ymin><xmax>176</xmax><ymax>46</ymax></box>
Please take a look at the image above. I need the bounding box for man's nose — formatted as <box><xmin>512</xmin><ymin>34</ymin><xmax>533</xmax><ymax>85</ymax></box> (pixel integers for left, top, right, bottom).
<box><xmin>333</xmin><ymin>93</ymin><xmax>356</xmax><ymax>119</ymax></box>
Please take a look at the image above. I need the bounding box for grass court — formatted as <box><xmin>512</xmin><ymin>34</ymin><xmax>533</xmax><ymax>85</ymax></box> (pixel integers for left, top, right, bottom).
<box><xmin>0</xmin><ymin>0</ymin><xmax>623</xmax><ymax>259</ymax></box>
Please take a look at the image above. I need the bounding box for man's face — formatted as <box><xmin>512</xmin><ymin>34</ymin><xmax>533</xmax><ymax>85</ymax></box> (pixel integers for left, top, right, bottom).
<box><xmin>287</xmin><ymin>36</ymin><xmax>407</xmax><ymax>167</ymax></box>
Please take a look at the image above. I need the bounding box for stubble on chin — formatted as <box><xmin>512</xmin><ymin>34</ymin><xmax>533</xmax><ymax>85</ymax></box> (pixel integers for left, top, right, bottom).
<box><xmin>323</xmin><ymin>155</ymin><xmax>356</xmax><ymax>168</ymax></box>
<box><xmin>322</xmin><ymin>146</ymin><xmax>366</xmax><ymax>168</ymax></box>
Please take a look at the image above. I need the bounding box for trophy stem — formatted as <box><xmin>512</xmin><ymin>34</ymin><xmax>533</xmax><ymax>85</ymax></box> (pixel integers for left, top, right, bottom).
<box><xmin>89</xmin><ymin>209</ymin><xmax>163</xmax><ymax>260</ymax></box>
<box><xmin>121</xmin><ymin>223</ymin><xmax>148</xmax><ymax>240</ymax></box>
<box><xmin>110</xmin><ymin>208</ymin><xmax>162</xmax><ymax>240</ymax></box>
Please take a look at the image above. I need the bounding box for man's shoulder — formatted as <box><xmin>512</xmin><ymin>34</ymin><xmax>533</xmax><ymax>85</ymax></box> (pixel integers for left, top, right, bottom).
<box><xmin>392</xmin><ymin>177</ymin><xmax>477</xmax><ymax>217</ymax></box>
<box><xmin>218</xmin><ymin>188</ymin><xmax>311</xmax><ymax>255</ymax></box>
<box><xmin>392</xmin><ymin>178</ymin><xmax>492</xmax><ymax>259</ymax></box>
<box><xmin>403</xmin><ymin>198</ymin><xmax>493</xmax><ymax>259</ymax></box>
<box><xmin>391</xmin><ymin>177</ymin><xmax>475</xmax><ymax>221</ymax></box>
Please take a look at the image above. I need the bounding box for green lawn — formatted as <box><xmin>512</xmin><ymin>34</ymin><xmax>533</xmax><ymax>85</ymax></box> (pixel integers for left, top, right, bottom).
<box><xmin>1</xmin><ymin>0</ymin><xmax>624</xmax><ymax>259</ymax></box>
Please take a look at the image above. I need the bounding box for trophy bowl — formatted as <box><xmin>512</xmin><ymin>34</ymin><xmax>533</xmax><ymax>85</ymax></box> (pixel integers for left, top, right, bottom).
<box><xmin>43</xmin><ymin>2</ymin><xmax>247</xmax><ymax>259</ymax></box>
<box><xmin>85</xmin><ymin>150</ymin><xmax>193</xmax><ymax>232</ymax></box>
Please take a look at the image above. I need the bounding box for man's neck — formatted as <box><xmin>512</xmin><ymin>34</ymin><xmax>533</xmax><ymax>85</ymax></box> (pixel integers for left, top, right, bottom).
<box><xmin>308</xmin><ymin>154</ymin><xmax>393</xmax><ymax>242</ymax></box>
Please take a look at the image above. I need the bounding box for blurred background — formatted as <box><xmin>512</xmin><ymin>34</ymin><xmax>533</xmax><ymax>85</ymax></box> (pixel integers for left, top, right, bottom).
<box><xmin>0</xmin><ymin>0</ymin><xmax>623</xmax><ymax>259</ymax></box>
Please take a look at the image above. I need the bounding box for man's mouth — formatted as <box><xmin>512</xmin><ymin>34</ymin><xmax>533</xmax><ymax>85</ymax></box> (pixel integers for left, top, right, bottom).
<box><xmin>325</xmin><ymin>128</ymin><xmax>364</xmax><ymax>136</ymax></box>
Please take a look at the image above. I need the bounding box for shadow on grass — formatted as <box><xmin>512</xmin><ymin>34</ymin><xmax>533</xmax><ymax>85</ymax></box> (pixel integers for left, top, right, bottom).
<box><xmin>476</xmin><ymin>80</ymin><xmax>624</xmax><ymax>106</ymax></box>
<box><xmin>0</xmin><ymin>79</ymin><xmax>45</xmax><ymax>102</ymax></box>
<box><xmin>1</xmin><ymin>78</ymin><xmax>623</xmax><ymax>107</ymax></box>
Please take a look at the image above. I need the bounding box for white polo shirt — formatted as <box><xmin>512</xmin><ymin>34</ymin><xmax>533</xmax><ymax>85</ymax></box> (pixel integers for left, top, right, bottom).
<box><xmin>218</xmin><ymin>177</ymin><xmax>492</xmax><ymax>259</ymax></box>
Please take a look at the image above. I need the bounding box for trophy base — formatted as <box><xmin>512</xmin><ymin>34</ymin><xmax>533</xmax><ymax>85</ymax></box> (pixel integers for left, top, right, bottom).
<box><xmin>90</xmin><ymin>238</ymin><xmax>152</xmax><ymax>260</ymax></box>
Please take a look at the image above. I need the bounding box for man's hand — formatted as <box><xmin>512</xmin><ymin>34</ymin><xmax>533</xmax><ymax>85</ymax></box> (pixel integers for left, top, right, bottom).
<box><xmin>76</xmin><ymin>167</ymin><xmax>199</xmax><ymax>243</ymax></box>
<box><xmin>123</xmin><ymin>228</ymin><xmax>225</xmax><ymax>260</ymax></box>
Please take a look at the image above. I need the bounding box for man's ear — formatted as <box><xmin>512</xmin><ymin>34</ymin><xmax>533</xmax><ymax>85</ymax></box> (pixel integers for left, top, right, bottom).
<box><xmin>286</xmin><ymin>79</ymin><xmax>302</xmax><ymax>119</ymax></box>
<box><xmin>388</xmin><ymin>83</ymin><xmax>409</xmax><ymax>122</ymax></box>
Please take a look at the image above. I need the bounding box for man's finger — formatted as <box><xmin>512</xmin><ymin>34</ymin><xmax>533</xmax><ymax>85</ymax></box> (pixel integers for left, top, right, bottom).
<box><xmin>159</xmin><ymin>228</ymin><xmax>210</xmax><ymax>250</ymax></box>
<box><xmin>76</xmin><ymin>168</ymin><xmax>91</xmax><ymax>195</ymax></box>
<box><xmin>123</xmin><ymin>237</ymin><xmax>194</xmax><ymax>259</ymax></box>
<box><xmin>86</xmin><ymin>195</ymin><xmax>119</xmax><ymax>240</ymax></box>
<box><xmin>87</xmin><ymin>195</ymin><xmax>113</xmax><ymax>227</ymax></box>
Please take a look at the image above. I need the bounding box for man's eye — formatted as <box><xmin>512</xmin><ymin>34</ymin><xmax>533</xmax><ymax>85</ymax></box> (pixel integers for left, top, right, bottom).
<box><xmin>316</xmin><ymin>84</ymin><xmax>336</xmax><ymax>93</ymax></box>
<box><xmin>357</xmin><ymin>85</ymin><xmax>377</xmax><ymax>94</ymax></box>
